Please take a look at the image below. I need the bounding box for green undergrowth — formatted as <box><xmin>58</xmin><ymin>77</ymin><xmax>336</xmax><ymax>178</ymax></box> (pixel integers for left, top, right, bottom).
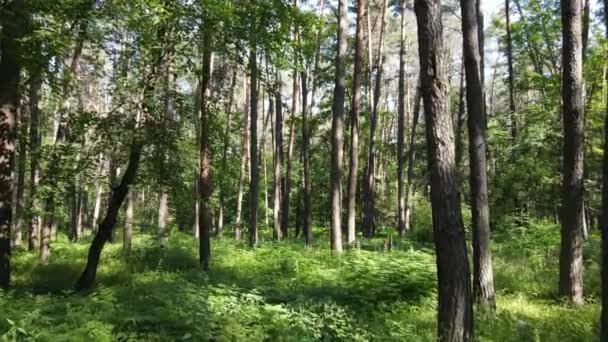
<box><xmin>0</xmin><ymin>220</ymin><xmax>601</xmax><ymax>341</ymax></box>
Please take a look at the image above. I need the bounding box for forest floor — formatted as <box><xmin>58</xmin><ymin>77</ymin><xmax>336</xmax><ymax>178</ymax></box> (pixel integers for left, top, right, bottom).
<box><xmin>0</xmin><ymin>220</ymin><xmax>601</xmax><ymax>341</ymax></box>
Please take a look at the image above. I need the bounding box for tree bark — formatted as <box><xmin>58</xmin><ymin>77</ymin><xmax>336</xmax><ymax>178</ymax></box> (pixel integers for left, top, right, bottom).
<box><xmin>248</xmin><ymin>46</ymin><xmax>260</xmax><ymax>248</ymax></box>
<box><xmin>282</xmin><ymin>54</ymin><xmax>299</xmax><ymax>237</ymax></box>
<box><xmin>559</xmin><ymin>0</ymin><xmax>584</xmax><ymax>304</ymax></box>
<box><xmin>505</xmin><ymin>0</ymin><xmax>517</xmax><ymax>139</ymax></box>
<box><xmin>396</xmin><ymin>0</ymin><xmax>407</xmax><ymax>238</ymax></box>
<box><xmin>330</xmin><ymin>0</ymin><xmax>347</xmax><ymax>253</ymax></box>
<box><xmin>218</xmin><ymin>67</ymin><xmax>237</xmax><ymax>238</ymax></box>
<box><xmin>362</xmin><ymin>0</ymin><xmax>388</xmax><ymax>238</ymax></box>
<box><xmin>0</xmin><ymin>0</ymin><xmax>24</xmax><ymax>288</ymax></box>
<box><xmin>273</xmin><ymin>76</ymin><xmax>283</xmax><ymax>240</ymax></box>
<box><xmin>199</xmin><ymin>27</ymin><xmax>213</xmax><ymax>271</ymax></box>
<box><xmin>28</xmin><ymin>74</ymin><xmax>42</xmax><ymax>251</ymax></box>
<box><xmin>461</xmin><ymin>0</ymin><xmax>495</xmax><ymax>309</ymax></box>
<box><xmin>301</xmin><ymin>70</ymin><xmax>313</xmax><ymax>246</ymax></box>
<box><xmin>415</xmin><ymin>0</ymin><xmax>473</xmax><ymax>338</ymax></box>
<box><xmin>124</xmin><ymin>189</ymin><xmax>134</xmax><ymax>252</ymax></box>
<box><xmin>405</xmin><ymin>82</ymin><xmax>422</xmax><ymax>233</ymax></box>
<box><xmin>235</xmin><ymin>77</ymin><xmax>250</xmax><ymax>240</ymax></box>
<box><xmin>600</xmin><ymin>1</ymin><xmax>608</xmax><ymax>339</ymax></box>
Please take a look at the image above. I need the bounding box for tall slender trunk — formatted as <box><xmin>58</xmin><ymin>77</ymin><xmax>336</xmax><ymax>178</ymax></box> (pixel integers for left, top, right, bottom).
<box><xmin>248</xmin><ymin>47</ymin><xmax>260</xmax><ymax>248</ymax></box>
<box><xmin>405</xmin><ymin>82</ymin><xmax>421</xmax><ymax>233</ymax></box>
<box><xmin>235</xmin><ymin>77</ymin><xmax>250</xmax><ymax>240</ymax></box>
<box><xmin>600</xmin><ymin>1</ymin><xmax>608</xmax><ymax>339</ymax></box>
<box><xmin>218</xmin><ymin>68</ymin><xmax>237</xmax><ymax>238</ymax></box>
<box><xmin>301</xmin><ymin>71</ymin><xmax>313</xmax><ymax>246</ymax></box>
<box><xmin>347</xmin><ymin>0</ymin><xmax>365</xmax><ymax>246</ymax></box>
<box><xmin>260</xmin><ymin>90</ymin><xmax>272</xmax><ymax>230</ymax></box>
<box><xmin>362</xmin><ymin>0</ymin><xmax>387</xmax><ymax>238</ymax></box>
<box><xmin>273</xmin><ymin>76</ymin><xmax>283</xmax><ymax>240</ymax></box>
<box><xmin>505</xmin><ymin>0</ymin><xmax>517</xmax><ymax>139</ymax></box>
<box><xmin>415</xmin><ymin>0</ymin><xmax>473</xmax><ymax>338</ymax></box>
<box><xmin>396</xmin><ymin>0</ymin><xmax>407</xmax><ymax>238</ymax></box>
<box><xmin>92</xmin><ymin>154</ymin><xmax>105</xmax><ymax>233</ymax></box>
<box><xmin>330</xmin><ymin>0</ymin><xmax>347</xmax><ymax>253</ymax></box>
<box><xmin>124</xmin><ymin>189</ymin><xmax>134</xmax><ymax>251</ymax></box>
<box><xmin>28</xmin><ymin>75</ymin><xmax>42</xmax><ymax>251</ymax></box>
<box><xmin>461</xmin><ymin>0</ymin><xmax>495</xmax><ymax>309</ymax></box>
<box><xmin>282</xmin><ymin>71</ymin><xmax>298</xmax><ymax>236</ymax></box>
<box><xmin>12</xmin><ymin>95</ymin><xmax>27</xmax><ymax>247</ymax></box>
<box><xmin>0</xmin><ymin>0</ymin><xmax>24</xmax><ymax>287</ymax></box>
<box><xmin>199</xmin><ymin>27</ymin><xmax>213</xmax><ymax>271</ymax></box>
<box><xmin>310</xmin><ymin>0</ymin><xmax>326</xmax><ymax>114</ymax></box>
<box><xmin>559</xmin><ymin>0</ymin><xmax>584</xmax><ymax>304</ymax></box>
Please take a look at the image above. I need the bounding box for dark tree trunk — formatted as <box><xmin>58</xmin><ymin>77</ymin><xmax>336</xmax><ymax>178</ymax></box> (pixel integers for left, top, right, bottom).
<box><xmin>455</xmin><ymin>60</ymin><xmax>466</xmax><ymax>170</ymax></box>
<box><xmin>75</xmin><ymin>142</ymin><xmax>143</xmax><ymax>290</ymax></box>
<box><xmin>330</xmin><ymin>0</ymin><xmax>347</xmax><ymax>252</ymax></box>
<box><xmin>282</xmin><ymin>66</ymin><xmax>298</xmax><ymax>237</ymax></box>
<box><xmin>28</xmin><ymin>74</ymin><xmax>42</xmax><ymax>251</ymax></box>
<box><xmin>301</xmin><ymin>71</ymin><xmax>313</xmax><ymax>246</ymax></box>
<box><xmin>600</xmin><ymin>1</ymin><xmax>608</xmax><ymax>339</ymax></box>
<box><xmin>559</xmin><ymin>0</ymin><xmax>584</xmax><ymax>304</ymax></box>
<box><xmin>414</xmin><ymin>0</ymin><xmax>473</xmax><ymax>339</ymax></box>
<box><xmin>124</xmin><ymin>189</ymin><xmax>134</xmax><ymax>252</ymax></box>
<box><xmin>405</xmin><ymin>82</ymin><xmax>421</xmax><ymax>233</ymax></box>
<box><xmin>559</xmin><ymin>0</ymin><xmax>585</xmax><ymax>304</ymax></box>
<box><xmin>396</xmin><ymin>0</ymin><xmax>407</xmax><ymax>238</ymax></box>
<box><xmin>347</xmin><ymin>0</ymin><xmax>365</xmax><ymax>247</ymax></box>
<box><xmin>461</xmin><ymin>0</ymin><xmax>495</xmax><ymax>309</ymax></box>
<box><xmin>0</xmin><ymin>0</ymin><xmax>24</xmax><ymax>288</ymax></box>
<box><xmin>362</xmin><ymin>0</ymin><xmax>388</xmax><ymax>238</ymax></box>
<box><xmin>13</xmin><ymin>95</ymin><xmax>28</xmax><ymax>247</ymax></box>
<box><xmin>248</xmin><ymin>46</ymin><xmax>260</xmax><ymax>248</ymax></box>
<box><xmin>217</xmin><ymin>67</ymin><xmax>237</xmax><ymax>238</ymax></box>
<box><xmin>199</xmin><ymin>28</ymin><xmax>213</xmax><ymax>271</ymax></box>
<box><xmin>273</xmin><ymin>76</ymin><xmax>283</xmax><ymax>240</ymax></box>
<box><xmin>505</xmin><ymin>0</ymin><xmax>517</xmax><ymax>139</ymax></box>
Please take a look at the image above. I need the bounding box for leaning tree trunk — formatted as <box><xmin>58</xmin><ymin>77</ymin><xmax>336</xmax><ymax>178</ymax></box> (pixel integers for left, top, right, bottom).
<box><xmin>600</xmin><ymin>1</ymin><xmax>608</xmax><ymax>339</ymax></box>
<box><xmin>330</xmin><ymin>0</ymin><xmax>347</xmax><ymax>253</ymax></box>
<box><xmin>362</xmin><ymin>0</ymin><xmax>388</xmax><ymax>238</ymax></box>
<box><xmin>396</xmin><ymin>0</ymin><xmax>407</xmax><ymax>238</ymax></box>
<box><xmin>558</xmin><ymin>0</ymin><xmax>584</xmax><ymax>305</ymax></box>
<box><xmin>346</xmin><ymin>0</ymin><xmax>365</xmax><ymax>247</ymax></box>
<box><xmin>461</xmin><ymin>0</ymin><xmax>495</xmax><ymax>309</ymax></box>
<box><xmin>0</xmin><ymin>0</ymin><xmax>24</xmax><ymax>288</ymax></box>
<box><xmin>414</xmin><ymin>0</ymin><xmax>473</xmax><ymax>339</ymax></box>
<box><xmin>248</xmin><ymin>46</ymin><xmax>260</xmax><ymax>248</ymax></box>
<box><xmin>199</xmin><ymin>27</ymin><xmax>213</xmax><ymax>271</ymax></box>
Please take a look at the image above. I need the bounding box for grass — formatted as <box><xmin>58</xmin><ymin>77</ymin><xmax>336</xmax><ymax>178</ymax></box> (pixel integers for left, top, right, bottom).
<box><xmin>0</xmin><ymin>219</ymin><xmax>602</xmax><ymax>341</ymax></box>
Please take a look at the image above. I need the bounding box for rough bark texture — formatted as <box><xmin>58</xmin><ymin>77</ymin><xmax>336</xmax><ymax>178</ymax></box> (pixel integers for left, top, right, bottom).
<box><xmin>248</xmin><ymin>47</ymin><xmax>260</xmax><ymax>248</ymax></box>
<box><xmin>461</xmin><ymin>0</ymin><xmax>495</xmax><ymax>309</ymax></box>
<box><xmin>362</xmin><ymin>0</ymin><xmax>388</xmax><ymax>238</ymax></box>
<box><xmin>396</xmin><ymin>0</ymin><xmax>407</xmax><ymax>238</ymax></box>
<box><xmin>414</xmin><ymin>0</ymin><xmax>473</xmax><ymax>339</ymax></box>
<box><xmin>558</xmin><ymin>0</ymin><xmax>584</xmax><ymax>304</ymax></box>
<box><xmin>301</xmin><ymin>71</ymin><xmax>312</xmax><ymax>246</ymax></box>
<box><xmin>199</xmin><ymin>28</ymin><xmax>213</xmax><ymax>271</ymax></box>
<box><xmin>330</xmin><ymin>0</ymin><xmax>347</xmax><ymax>252</ymax></box>
<box><xmin>0</xmin><ymin>0</ymin><xmax>24</xmax><ymax>287</ymax></box>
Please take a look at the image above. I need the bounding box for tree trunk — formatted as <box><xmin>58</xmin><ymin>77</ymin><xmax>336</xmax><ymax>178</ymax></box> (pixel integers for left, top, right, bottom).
<box><xmin>396</xmin><ymin>0</ymin><xmax>407</xmax><ymax>238</ymax></box>
<box><xmin>559</xmin><ymin>0</ymin><xmax>584</xmax><ymax>304</ymax></box>
<box><xmin>260</xmin><ymin>90</ymin><xmax>272</xmax><ymax>230</ymax></box>
<box><xmin>600</xmin><ymin>2</ymin><xmax>608</xmax><ymax>338</ymax></box>
<box><xmin>199</xmin><ymin>27</ymin><xmax>213</xmax><ymax>271</ymax></box>
<box><xmin>273</xmin><ymin>76</ymin><xmax>283</xmax><ymax>240</ymax></box>
<box><xmin>0</xmin><ymin>0</ymin><xmax>24</xmax><ymax>287</ymax></box>
<box><xmin>248</xmin><ymin>47</ymin><xmax>260</xmax><ymax>248</ymax></box>
<box><xmin>282</xmin><ymin>58</ymin><xmax>299</xmax><ymax>237</ymax></box>
<box><xmin>75</xmin><ymin>142</ymin><xmax>143</xmax><ymax>290</ymax></box>
<box><xmin>28</xmin><ymin>74</ymin><xmax>42</xmax><ymax>251</ymax></box>
<box><xmin>505</xmin><ymin>0</ymin><xmax>517</xmax><ymax>139</ymax></box>
<box><xmin>414</xmin><ymin>0</ymin><xmax>473</xmax><ymax>338</ymax></box>
<box><xmin>124</xmin><ymin>189</ymin><xmax>134</xmax><ymax>252</ymax></box>
<box><xmin>461</xmin><ymin>0</ymin><xmax>495</xmax><ymax>309</ymax></box>
<box><xmin>218</xmin><ymin>68</ymin><xmax>237</xmax><ymax>238</ymax></box>
<box><xmin>301</xmin><ymin>70</ymin><xmax>313</xmax><ymax>246</ymax></box>
<box><xmin>330</xmin><ymin>0</ymin><xmax>347</xmax><ymax>253</ymax></box>
<box><xmin>347</xmin><ymin>0</ymin><xmax>365</xmax><ymax>247</ymax></box>
<box><xmin>405</xmin><ymin>82</ymin><xmax>422</xmax><ymax>233</ymax></box>
<box><xmin>235</xmin><ymin>77</ymin><xmax>250</xmax><ymax>240</ymax></box>
<box><xmin>362</xmin><ymin>0</ymin><xmax>388</xmax><ymax>238</ymax></box>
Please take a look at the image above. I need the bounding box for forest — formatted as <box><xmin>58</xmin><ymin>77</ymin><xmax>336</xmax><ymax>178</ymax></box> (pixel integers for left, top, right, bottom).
<box><xmin>0</xmin><ymin>0</ymin><xmax>607</xmax><ymax>340</ymax></box>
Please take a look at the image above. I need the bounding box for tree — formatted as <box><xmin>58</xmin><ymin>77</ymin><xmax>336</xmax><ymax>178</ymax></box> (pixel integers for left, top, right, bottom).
<box><xmin>414</xmin><ymin>0</ymin><xmax>473</xmax><ymax>338</ymax></box>
<box><xmin>235</xmin><ymin>77</ymin><xmax>250</xmax><ymax>240</ymax></box>
<box><xmin>396</xmin><ymin>0</ymin><xmax>407</xmax><ymax>237</ymax></box>
<box><xmin>301</xmin><ymin>70</ymin><xmax>313</xmax><ymax>246</ymax></box>
<box><xmin>558</xmin><ymin>0</ymin><xmax>584</xmax><ymax>304</ymax></box>
<box><xmin>330</xmin><ymin>0</ymin><xmax>347</xmax><ymax>253</ymax></box>
<box><xmin>0</xmin><ymin>0</ymin><xmax>25</xmax><ymax>288</ymax></box>
<box><xmin>460</xmin><ymin>0</ymin><xmax>495</xmax><ymax>309</ymax></box>
<box><xmin>601</xmin><ymin>0</ymin><xmax>608</xmax><ymax>339</ymax></box>
<box><xmin>248</xmin><ymin>45</ymin><xmax>260</xmax><ymax>248</ymax></box>
<box><xmin>362</xmin><ymin>0</ymin><xmax>388</xmax><ymax>238</ymax></box>
<box><xmin>505</xmin><ymin>0</ymin><xmax>517</xmax><ymax>139</ymax></box>
<box><xmin>273</xmin><ymin>76</ymin><xmax>283</xmax><ymax>241</ymax></box>
<box><xmin>347</xmin><ymin>0</ymin><xmax>365</xmax><ymax>246</ymax></box>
